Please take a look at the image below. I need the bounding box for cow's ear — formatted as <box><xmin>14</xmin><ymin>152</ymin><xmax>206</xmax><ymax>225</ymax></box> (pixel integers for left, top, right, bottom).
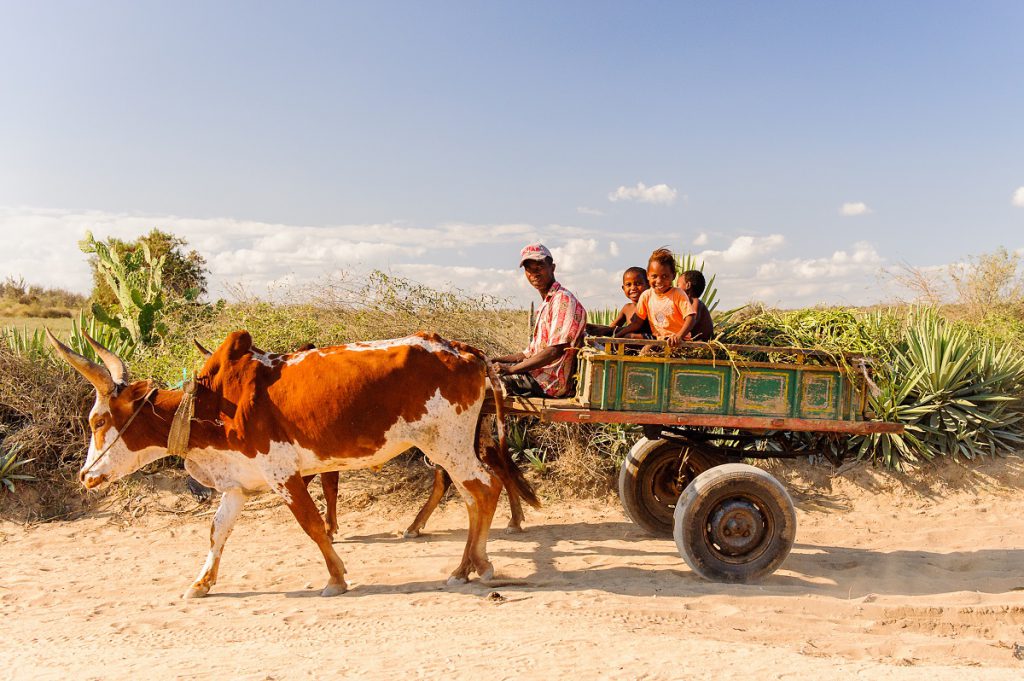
<box><xmin>122</xmin><ymin>380</ymin><xmax>154</xmax><ymax>404</ymax></box>
<box><xmin>222</xmin><ymin>331</ymin><xmax>254</xmax><ymax>360</ymax></box>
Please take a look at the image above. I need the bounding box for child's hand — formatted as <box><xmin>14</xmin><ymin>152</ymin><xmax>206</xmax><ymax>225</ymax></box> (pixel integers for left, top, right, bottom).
<box><xmin>667</xmin><ymin>332</ymin><xmax>686</xmax><ymax>348</ymax></box>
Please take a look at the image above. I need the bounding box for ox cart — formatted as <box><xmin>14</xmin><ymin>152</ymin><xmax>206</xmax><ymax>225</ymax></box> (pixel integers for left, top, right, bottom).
<box><xmin>484</xmin><ymin>337</ymin><xmax>903</xmax><ymax>583</ymax></box>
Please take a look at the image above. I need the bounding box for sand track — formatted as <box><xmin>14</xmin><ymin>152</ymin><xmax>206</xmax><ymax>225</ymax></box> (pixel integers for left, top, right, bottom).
<box><xmin>3</xmin><ymin>458</ymin><xmax>1024</xmax><ymax>679</ymax></box>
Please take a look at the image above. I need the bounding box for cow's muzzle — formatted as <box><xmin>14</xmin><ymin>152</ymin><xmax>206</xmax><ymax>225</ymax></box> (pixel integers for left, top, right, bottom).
<box><xmin>79</xmin><ymin>470</ymin><xmax>109</xmax><ymax>490</ymax></box>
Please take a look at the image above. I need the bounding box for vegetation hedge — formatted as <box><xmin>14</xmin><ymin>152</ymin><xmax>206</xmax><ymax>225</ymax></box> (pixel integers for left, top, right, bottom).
<box><xmin>2</xmin><ymin>272</ymin><xmax>1023</xmax><ymax>518</ymax></box>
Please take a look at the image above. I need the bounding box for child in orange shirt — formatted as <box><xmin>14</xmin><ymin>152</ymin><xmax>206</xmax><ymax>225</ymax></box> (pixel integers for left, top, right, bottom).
<box><xmin>614</xmin><ymin>247</ymin><xmax>696</xmax><ymax>348</ymax></box>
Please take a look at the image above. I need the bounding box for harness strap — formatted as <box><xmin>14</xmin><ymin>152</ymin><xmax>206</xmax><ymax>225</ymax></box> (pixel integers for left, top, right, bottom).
<box><xmin>81</xmin><ymin>386</ymin><xmax>159</xmax><ymax>476</ymax></box>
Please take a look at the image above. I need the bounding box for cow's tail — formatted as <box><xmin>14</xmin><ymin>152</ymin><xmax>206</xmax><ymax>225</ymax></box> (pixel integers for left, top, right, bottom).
<box><xmin>483</xmin><ymin>358</ymin><xmax>541</xmax><ymax>510</ymax></box>
<box><xmin>449</xmin><ymin>337</ymin><xmax>540</xmax><ymax>510</ymax></box>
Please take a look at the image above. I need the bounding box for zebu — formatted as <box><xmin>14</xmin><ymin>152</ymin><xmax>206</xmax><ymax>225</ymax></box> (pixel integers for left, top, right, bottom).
<box><xmin>187</xmin><ymin>340</ymin><xmax>528</xmax><ymax>539</ymax></box>
<box><xmin>47</xmin><ymin>329</ymin><xmax>537</xmax><ymax>598</ymax></box>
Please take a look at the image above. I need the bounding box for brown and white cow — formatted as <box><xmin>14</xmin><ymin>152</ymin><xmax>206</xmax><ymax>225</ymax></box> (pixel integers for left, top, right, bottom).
<box><xmin>47</xmin><ymin>329</ymin><xmax>538</xmax><ymax>598</ymax></box>
<box><xmin>190</xmin><ymin>340</ymin><xmax>528</xmax><ymax>540</ymax></box>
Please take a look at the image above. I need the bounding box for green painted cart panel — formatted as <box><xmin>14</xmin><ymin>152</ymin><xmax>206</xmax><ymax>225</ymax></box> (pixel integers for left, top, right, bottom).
<box><xmin>578</xmin><ymin>352</ymin><xmax>865</xmax><ymax>421</ymax></box>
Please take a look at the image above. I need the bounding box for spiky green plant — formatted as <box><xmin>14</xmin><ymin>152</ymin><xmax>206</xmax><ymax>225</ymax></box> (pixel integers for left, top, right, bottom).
<box><xmin>69</xmin><ymin>310</ymin><xmax>137</xmax><ymax>363</ymax></box>
<box><xmin>854</xmin><ymin>309</ymin><xmax>1024</xmax><ymax>467</ymax></box>
<box><xmin>587</xmin><ymin>307</ymin><xmax>620</xmax><ymax>327</ymax></box>
<box><xmin>676</xmin><ymin>253</ymin><xmax>720</xmax><ymax>313</ymax></box>
<box><xmin>1</xmin><ymin>326</ymin><xmax>50</xmax><ymax>360</ymax></box>
<box><xmin>1</xmin><ymin>444</ymin><xmax>35</xmax><ymax>492</ymax></box>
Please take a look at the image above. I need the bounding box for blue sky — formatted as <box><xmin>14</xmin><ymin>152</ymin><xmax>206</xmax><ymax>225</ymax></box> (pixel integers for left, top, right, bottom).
<box><xmin>1</xmin><ymin>1</ymin><xmax>1022</xmax><ymax>308</ymax></box>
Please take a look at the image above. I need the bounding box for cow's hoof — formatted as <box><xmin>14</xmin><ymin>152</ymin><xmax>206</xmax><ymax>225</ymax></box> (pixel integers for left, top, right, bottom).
<box><xmin>321</xmin><ymin>582</ymin><xmax>348</xmax><ymax>597</ymax></box>
<box><xmin>504</xmin><ymin>524</ymin><xmax>524</xmax><ymax>535</ymax></box>
<box><xmin>478</xmin><ymin>565</ymin><xmax>495</xmax><ymax>581</ymax></box>
<box><xmin>403</xmin><ymin>529</ymin><xmax>422</xmax><ymax>539</ymax></box>
<box><xmin>183</xmin><ymin>585</ymin><xmax>210</xmax><ymax>599</ymax></box>
<box><xmin>446</xmin><ymin>575</ymin><xmax>469</xmax><ymax>587</ymax></box>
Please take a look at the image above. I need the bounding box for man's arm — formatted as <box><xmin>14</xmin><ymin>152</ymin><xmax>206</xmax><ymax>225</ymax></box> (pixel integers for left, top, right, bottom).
<box><xmin>496</xmin><ymin>344</ymin><xmax>567</xmax><ymax>375</ymax></box>
<box><xmin>492</xmin><ymin>351</ymin><xmax>527</xmax><ymax>364</ymax></box>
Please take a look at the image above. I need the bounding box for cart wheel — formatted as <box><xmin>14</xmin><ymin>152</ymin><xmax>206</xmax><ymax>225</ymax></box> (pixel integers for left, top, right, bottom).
<box><xmin>618</xmin><ymin>438</ymin><xmax>698</xmax><ymax>537</ymax></box>
<box><xmin>674</xmin><ymin>463</ymin><xmax>796</xmax><ymax>583</ymax></box>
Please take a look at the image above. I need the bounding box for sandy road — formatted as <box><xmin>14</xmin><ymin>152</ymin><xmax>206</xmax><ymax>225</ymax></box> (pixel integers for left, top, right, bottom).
<box><xmin>3</xmin><ymin>460</ymin><xmax>1024</xmax><ymax>680</ymax></box>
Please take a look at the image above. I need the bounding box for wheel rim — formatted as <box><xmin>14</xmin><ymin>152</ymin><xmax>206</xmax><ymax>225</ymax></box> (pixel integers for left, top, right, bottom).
<box><xmin>701</xmin><ymin>494</ymin><xmax>773</xmax><ymax>563</ymax></box>
<box><xmin>638</xmin><ymin>446</ymin><xmax>693</xmax><ymax>525</ymax></box>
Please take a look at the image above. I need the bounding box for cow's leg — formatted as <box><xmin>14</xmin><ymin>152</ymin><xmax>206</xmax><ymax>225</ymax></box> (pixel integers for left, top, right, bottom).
<box><xmin>443</xmin><ymin>464</ymin><xmax>502</xmax><ymax>585</ymax></box>
<box><xmin>184</xmin><ymin>488</ymin><xmax>245</xmax><ymax>599</ymax></box>
<box><xmin>403</xmin><ymin>467</ymin><xmax>452</xmax><ymax>538</ymax></box>
<box><xmin>320</xmin><ymin>471</ymin><xmax>339</xmax><ymax>539</ymax></box>
<box><xmin>277</xmin><ymin>474</ymin><xmax>348</xmax><ymax>596</ymax></box>
<box><xmin>506</xmin><ymin>481</ymin><xmax>525</xmax><ymax>534</ymax></box>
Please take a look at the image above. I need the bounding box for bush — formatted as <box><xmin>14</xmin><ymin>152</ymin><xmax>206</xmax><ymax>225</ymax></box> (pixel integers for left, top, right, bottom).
<box><xmin>0</xmin><ymin>346</ymin><xmax>92</xmax><ymax>518</ymax></box>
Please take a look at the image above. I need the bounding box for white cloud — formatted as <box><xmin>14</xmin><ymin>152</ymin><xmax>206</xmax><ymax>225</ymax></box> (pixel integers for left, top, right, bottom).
<box><xmin>7</xmin><ymin>205</ymin><xmax>997</xmax><ymax>312</ymax></box>
<box><xmin>693</xmin><ymin>232</ymin><xmax>709</xmax><ymax>246</ymax></box>
<box><xmin>1012</xmin><ymin>187</ymin><xmax>1024</xmax><ymax>207</ymax></box>
<box><xmin>840</xmin><ymin>202</ymin><xmax>872</xmax><ymax>216</ymax></box>
<box><xmin>576</xmin><ymin>205</ymin><xmax>604</xmax><ymax>216</ymax></box>
<box><xmin>756</xmin><ymin>242</ymin><xmax>883</xmax><ymax>281</ymax></box>
<box><xmin>697</xmin><ymin>234</ymin><xmax>785</xmax><ymax>263</ymax></box>
<box><xmin>0</xmin><ymin>206</ymin><xmax>602</xmax><ymax>301</ymax></box>
<box><xmin>550</xmin><ymin>238</ymin><xmax>604</xmax><ymax>274</ymax></box>
<box><xmin>607</xmin><ymin>182</ymin><xmax>678</xmax><ymax>205</ymax></box>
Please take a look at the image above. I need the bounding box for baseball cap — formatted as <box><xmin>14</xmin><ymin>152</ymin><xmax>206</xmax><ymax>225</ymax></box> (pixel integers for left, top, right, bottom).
<box><xmin>519</xmin><ymin>243</ymin><xmax>553</xmax><ymax>266</ymax></box>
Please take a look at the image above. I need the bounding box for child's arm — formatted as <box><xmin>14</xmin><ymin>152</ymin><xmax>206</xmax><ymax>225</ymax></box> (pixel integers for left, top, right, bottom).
<box><xmin>609</xmin><ymin>308</ymin><xmax>628</xmax><ymax>330</ymax></box>
<box><xmin>667</xmin><ymin>296</ymin><xmax>699</xmax><ymax>348</ymax></box>
<box><xmin>613</xmin><ymin>317</ymin><xmax>645</xmax><ymax>337</ymax></box>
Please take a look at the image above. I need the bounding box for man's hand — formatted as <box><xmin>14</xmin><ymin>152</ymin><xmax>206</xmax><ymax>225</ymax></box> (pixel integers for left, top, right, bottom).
<box><xmin>494</xmin><ymin>362</ymin><xmax>515</xmax><ymax>376</ymax></box>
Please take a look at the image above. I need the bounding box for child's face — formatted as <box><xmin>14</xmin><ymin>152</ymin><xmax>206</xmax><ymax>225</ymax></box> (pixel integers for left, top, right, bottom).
<box><xmin>621</xmin><ymin>271</ymin><xmax>649</xmax><ymax>303</ymax></box>
<box><xmin>647</xmin><ymin>261</ymin><xmax>675</xmax><ymax>294</ymax></box>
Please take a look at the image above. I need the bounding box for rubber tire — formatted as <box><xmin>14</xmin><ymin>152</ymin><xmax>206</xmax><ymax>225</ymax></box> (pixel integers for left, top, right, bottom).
<box><xmin>674</xmin><ymin>463</ymin><xmax>796</xmax><ymax>583</ymax></box>
<box><xmin>618</xmin><ymin>438</ymin><xmax>694</xmax><ymax>538</ymax></box>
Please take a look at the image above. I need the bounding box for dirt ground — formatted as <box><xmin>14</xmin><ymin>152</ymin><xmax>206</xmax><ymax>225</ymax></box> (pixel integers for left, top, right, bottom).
<box><xmin>3</xmin><ymin>457</ymin><xmax>1024</xmax><ymax>680</ymax></box>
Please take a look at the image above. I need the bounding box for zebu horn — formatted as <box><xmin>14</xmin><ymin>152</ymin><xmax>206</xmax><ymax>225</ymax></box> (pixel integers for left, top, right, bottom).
<box><xmin>193</xmin><ymin>339</ymin><xmax>212</xmax><ymax>358</ymax></box>
<box><xmin>82</xmin><ymin>332</ymin><xmax>128</xmax><ymax>386</ymax></box>
<box><xmin>45</xmin><ymin>328</ymin><xmax>117</xmax><ymax>396</ymax></box>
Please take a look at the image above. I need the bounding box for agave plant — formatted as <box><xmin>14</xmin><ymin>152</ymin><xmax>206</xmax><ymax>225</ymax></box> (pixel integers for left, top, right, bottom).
<box><xmin>587</xmin><ymin>307</ymin><xmax>621</xmax><ymax>327</ymax></box>
<box><xmin>855</xmin><ymin>309</ymin><xmax>1024</xmax><ymax>466</ymax></box>
<box><xmin>69</xmin><ymin>310</ymin><xmax>137</xmax><ymax>363</ymax></box>
<box><xmin>0</xmin><ymin>444</ymin><xmax>35</xmax><ymax>492</ymax></box>
<box><xmin>1</xmin><ymin>326</ymin><xmax>50</xmax><ymax>360</ymax></box>
<box><xmin>676</xmin><ymin>253</ymin><xmax>720</xmax><ymax>313</ymax></box>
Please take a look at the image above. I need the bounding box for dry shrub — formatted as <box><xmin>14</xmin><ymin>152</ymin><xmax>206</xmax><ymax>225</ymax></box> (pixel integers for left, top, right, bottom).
<box><xmin>0</xmin><ymin>346</ymin><xmax>92</xmax><ymax>520</ymax></box>
<box><xmin>135</xmin><ymin>271</ymin><xmax>528</xmax><ymax>384</ymax></box>
<box><xmin>536</xmin><ymin>424</ymin><xmax>619</xmax><ymax>500</ymax></box>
